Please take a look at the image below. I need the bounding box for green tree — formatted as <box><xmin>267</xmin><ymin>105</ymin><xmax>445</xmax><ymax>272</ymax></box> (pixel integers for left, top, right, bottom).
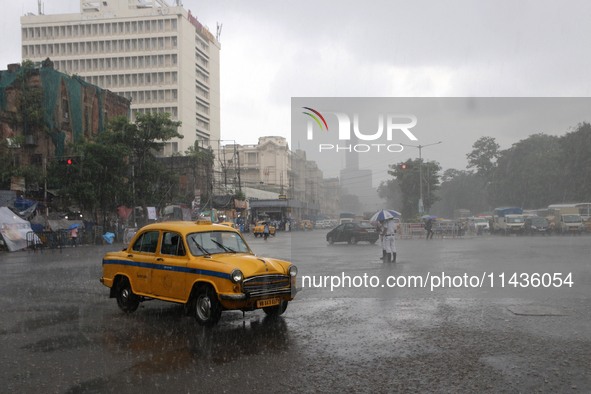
<box><xmin>490</xmin><ymin>133</ymin><xmax>562</xmax><ymax>208</ymax></box>
<box><xmin>466</xmin><ymin>136</ymin><xmax>500</xmax><ymax>180</ymax></box>
<box><xmin>558</xmin><ymin>123</ymin><xmax>591</xmax><ymax>202</ymax></box>
<box><xmin>185</xmin><ymin>143</ymin><xmax>215</xmax><ymax>204</ymax></box>
<box><xmin>102</xmin><ymin>112</ymin><xmax>183</xmax><ymax>207</ymax></box>
<box><xmin>47</xmin><ymin>140</ymin><xmax>131</xmax><ymax>225</ymax></box>
<box><xmin>432</xmin><ymin>169</ymin><xmax>487</xmax><ymax>219</ymax></box>
<box><xmin>384</xmin><ymin>159</ymin><xmax>442</xmax><ymax>220</ymax></box>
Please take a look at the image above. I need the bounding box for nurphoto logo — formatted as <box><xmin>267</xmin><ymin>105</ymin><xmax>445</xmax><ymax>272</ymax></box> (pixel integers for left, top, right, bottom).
<box><xmin>302</xmin><ymin>107</ymin><xmax>418</xmax><ymax>153</ymax></box>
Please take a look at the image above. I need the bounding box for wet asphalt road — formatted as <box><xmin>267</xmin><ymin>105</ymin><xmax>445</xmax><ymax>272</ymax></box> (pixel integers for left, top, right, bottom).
<box><xmin>1</xmin><ymin>231</ymin><xmax>590</xmax><ymax>393</ymax></box>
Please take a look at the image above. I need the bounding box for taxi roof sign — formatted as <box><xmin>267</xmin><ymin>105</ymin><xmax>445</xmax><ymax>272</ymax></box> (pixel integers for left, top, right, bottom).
<box><xmin>196</xmin><ymin>219</ymin><xmax>212</xmax><ymax>225</ymax></box>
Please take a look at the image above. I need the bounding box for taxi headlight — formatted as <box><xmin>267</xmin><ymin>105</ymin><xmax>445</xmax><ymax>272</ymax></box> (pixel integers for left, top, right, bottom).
<box><xmin>289</xmin><ymin>265</ymin><xmax>298</xmax><ymax>277</ymax></box>
<box><xmin>231</xmin><ymin>269</ymin><xmax>243</xmax><ymax>283</ymax></box>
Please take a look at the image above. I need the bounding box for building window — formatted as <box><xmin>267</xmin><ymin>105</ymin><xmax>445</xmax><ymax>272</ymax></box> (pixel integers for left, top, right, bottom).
<box><xmin>172</xmin><ymin>19</ymin><xmax>177</xmax><ymax>30</ymax></box>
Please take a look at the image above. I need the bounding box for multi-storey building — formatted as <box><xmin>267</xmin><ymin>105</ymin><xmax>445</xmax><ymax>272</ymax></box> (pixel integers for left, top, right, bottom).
<box><xmin>0</xmin><ymin>60</ymin><xmax>130</xmax><ymax>164</ymax></box>
<box><xmin>217</xmin><ymin>136</ymin><xmax>340</xmax><ymax>218</ymax></box>
<box><xmin>20</xmin><ymin>0</ymin><xmax>220</xmax><ymax>156</ymax></box>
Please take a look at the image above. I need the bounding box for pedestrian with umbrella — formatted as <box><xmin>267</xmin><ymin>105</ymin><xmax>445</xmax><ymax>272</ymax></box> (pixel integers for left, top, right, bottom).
<box><xmin>422</xmin><ymin>215</ymin><xmax>437</xmax><ymax>240</ymax></box>
<box><xmin>68</xmin><ymin>223</ymin><xmax>79</xmax><ymax>247</ymax></box>
<box><xmin>370</xmin><ymin>210</ymin><xmax>401</xmax><ymax>263</ymax></box>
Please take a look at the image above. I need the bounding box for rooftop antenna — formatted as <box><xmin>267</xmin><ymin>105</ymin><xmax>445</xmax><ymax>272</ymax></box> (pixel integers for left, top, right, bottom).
<box><xmin>38</xmin><ymin>0</ymin><xmax>43</xmax><ymax>15</ymax></box>
<box><xmin>216</xmin><ymin>22</ymin><xmax>223</xmax><ymax>41</ymax></box>
<box><xmin>174</xmin><ymin>0</ymin><xmax>183</xmax><ymax>6</ymax></box>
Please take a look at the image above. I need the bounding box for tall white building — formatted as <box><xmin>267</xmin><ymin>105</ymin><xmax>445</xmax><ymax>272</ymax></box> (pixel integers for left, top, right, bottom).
<box><xmin>21</xmin><ymin>0</ymin><xmax>220</xmax><ymax>155</ymax></box>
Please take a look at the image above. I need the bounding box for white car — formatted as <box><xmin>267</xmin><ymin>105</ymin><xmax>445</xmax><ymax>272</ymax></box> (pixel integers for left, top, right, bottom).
<box><xmin>315</xmin><ymin>220</ymin><xmax>327</xmax><ymax>229</ymax></box>
<box><xmin>467</xmin><ymin>217</ymin><xmax>490</xmax><ymax>233</ymax></box>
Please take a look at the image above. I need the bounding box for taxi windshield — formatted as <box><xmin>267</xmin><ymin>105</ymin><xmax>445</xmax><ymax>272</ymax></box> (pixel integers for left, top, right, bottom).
<box><xmin>187</xmin><ymin>231</ymin><xmax>251</xmax><ymax>256</ymax></box>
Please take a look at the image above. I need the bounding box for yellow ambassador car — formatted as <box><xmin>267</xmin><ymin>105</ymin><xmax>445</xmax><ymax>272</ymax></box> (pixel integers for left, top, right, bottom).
<box><xmin>219</xmin><ymin>222</ymin><xmax>238</xmax><ymax>230</ymax></box>
<box><xmin>101</xmin><ymin>220</ymin><xmax>297</xmax><ymax>327</ymax></box>
<box><xmin>252</xmin><ymin>221</ymin><xmax>276</xmax><ymax>237</ymax></box>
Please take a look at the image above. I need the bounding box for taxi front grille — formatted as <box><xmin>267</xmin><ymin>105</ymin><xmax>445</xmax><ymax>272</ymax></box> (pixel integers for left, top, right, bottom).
<box><xmin>243</xmin><ymin>275</ymin><xmax>291</xmax><ymax>297</ymax></box>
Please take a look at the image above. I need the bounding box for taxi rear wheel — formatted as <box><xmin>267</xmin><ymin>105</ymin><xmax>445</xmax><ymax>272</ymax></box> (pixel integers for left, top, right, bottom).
<box><xmin>115</xmin><ymin>277</ymin><xmax>140</xmax><ymax>313</ymax></box>
<box><xmin>263</xmin><ymin>300</ymin><xmax>288</xmax><ymax>317</ymax></box>
<box><xmin>193</xmin><ymin>286</ymin><xmax>222</xmax><ymax>327</ymax></box>
<box><xmin>328</xmin><ymin>236</ymin><xmax>334</xmax><ymax>244</ymax></box>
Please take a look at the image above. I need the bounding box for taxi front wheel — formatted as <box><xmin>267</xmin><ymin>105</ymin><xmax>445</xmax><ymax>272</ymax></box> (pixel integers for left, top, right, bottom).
<box><xmin>115</xmin><ymin>277</ymin><xmax>140</xmax><ymax>313</ymax></box>
<box><xmin>193</xmin><ymin>286</ymin><xmax>222</xmax><ymax>327</ymax></box>
<box><xmin>263</xmin><ymin>300</ymin><xmax>288</xmax><ymax>317</ymax></box>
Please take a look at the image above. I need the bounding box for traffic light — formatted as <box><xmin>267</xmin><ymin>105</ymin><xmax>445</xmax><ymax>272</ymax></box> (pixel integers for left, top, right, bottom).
<box><xmin>67</xmin><ymin>158</ymin><xmax>73</xmax><ymax>165</ymax></box>
<box><xmin>398</xmin><ymin>163</ymin><xmax>413</xmax><ymax>170</ymax></box>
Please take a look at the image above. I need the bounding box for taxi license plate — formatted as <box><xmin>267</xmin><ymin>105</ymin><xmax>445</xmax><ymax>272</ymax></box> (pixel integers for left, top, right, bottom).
<box><xmin>257</xmin><ymin>298</ymin><xmax>280</xmax><ymax>308</ymax></box>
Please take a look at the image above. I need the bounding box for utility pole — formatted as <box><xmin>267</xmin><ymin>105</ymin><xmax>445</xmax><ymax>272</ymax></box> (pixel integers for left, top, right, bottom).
<box><xmin>44</xmin><ymin>156</ymin><xmax>48</xmax><ymax>223</ymax></box>
<box><xmin>399</xmin><ymin>141</ymin><xmax>442</xmax><ymax>213</ymax></box>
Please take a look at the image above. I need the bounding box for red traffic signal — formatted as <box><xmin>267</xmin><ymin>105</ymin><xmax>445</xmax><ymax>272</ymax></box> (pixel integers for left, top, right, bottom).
<box><xmin>67</xmin><ymin>159</ymin><xmax>72</xmax><ymax>164</ymax></box>
<box><xmin>400</xmin><ymin>163</ymin><xmax>408</xmax><ymax>170</ymax></box>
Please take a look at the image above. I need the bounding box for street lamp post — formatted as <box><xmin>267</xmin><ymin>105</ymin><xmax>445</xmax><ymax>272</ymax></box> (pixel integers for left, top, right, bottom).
<box><xmin>399</xmin><ymin>141</ymin><xmax>442</xmax><ymax>213</ymax></box>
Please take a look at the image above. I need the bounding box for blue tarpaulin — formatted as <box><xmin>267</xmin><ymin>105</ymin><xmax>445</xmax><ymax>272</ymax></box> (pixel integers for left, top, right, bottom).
<box><xmin>102</xmin><ymin>232</ymin><xmax>115</xmax><ymax>244</ymax></box>
<box><xmin>14</xmin><ymin>197</ymin><xmax>37</xmax><ymax>210</ymax></box>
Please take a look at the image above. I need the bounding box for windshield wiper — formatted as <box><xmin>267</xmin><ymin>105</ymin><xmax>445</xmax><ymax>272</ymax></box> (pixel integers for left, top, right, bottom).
<box><xmin>191</xmin><ymin>239</ymin><xmax>210</xmax><ymax>256</ymax></box>
<box><xmin>211</xmin><ymin>240</ymin><xmax>236</xmax><ymax>253</ymax></box>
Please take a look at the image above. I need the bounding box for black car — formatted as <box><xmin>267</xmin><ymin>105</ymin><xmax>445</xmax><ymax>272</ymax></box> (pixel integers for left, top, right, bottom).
<box><xmin>524</xmin><ymin>216</ymin><xmax>551</xmax><ymax>235</ymax></box>
<box><xmin>326</xmin><ymin>222</ymin><xmax>379</xmax><ymax>244</ymax></box>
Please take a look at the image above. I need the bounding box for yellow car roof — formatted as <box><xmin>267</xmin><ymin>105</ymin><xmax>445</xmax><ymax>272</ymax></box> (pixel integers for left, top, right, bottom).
<box><xmin>139</xmin><ymin>221</ymin><xmax>240</xmax><ymax>235</ymax></box>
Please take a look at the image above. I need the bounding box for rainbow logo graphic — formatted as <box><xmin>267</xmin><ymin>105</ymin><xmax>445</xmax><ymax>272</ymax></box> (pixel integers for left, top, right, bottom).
<box><xmin>302</xmin><ymin>107</ymin><xmax>329</xmax><ymax>131</ymax></box>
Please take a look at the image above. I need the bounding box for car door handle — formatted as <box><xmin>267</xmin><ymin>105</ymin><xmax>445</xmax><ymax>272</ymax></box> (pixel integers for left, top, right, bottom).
<box><xmin>127</xmin><ymin>254</ymin><xmax>133</xmax><ymax>257</ymax></box>
<box><xmin>156</xmin><ymin>258</ymin><xmax>164</xmax><ymax>261</ymax></box>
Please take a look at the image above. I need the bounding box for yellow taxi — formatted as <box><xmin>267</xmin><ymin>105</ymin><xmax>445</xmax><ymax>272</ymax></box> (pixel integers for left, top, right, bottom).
<box><xmin>100</xmin><ymin>220</ymin><xmax>297</xmax><ymax>326</ymax></box>
<box><xmin>219</xmin><ymin>222</ymin><xmax>237</xmax><ymax>230</ymax></box>
<box><xmin>253</xmin><ymin>221</ymin><xmax>275</xmax><ymax>237</ymax></box>
<box><xmin>300</xmin><ymin>220</ymin><xmax>313</xmax><ymax>230</ymax></box>
<box><xmin>546</xmin><ymin>216</ymin><xmax>556</xmax><ymax>232</ymax></box>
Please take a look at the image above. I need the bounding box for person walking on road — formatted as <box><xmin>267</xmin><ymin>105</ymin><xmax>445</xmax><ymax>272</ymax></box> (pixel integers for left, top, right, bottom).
<box><xmin>263</xmin><ymin>223</ymin><xmax>270</xmax><ymax>241</ymax></box>
<box><xmin>381</xmin><ymin>218</ymin><xmax>397</xmax><ymax>262</ymax></box>
<box><xmin>425</xmin><ymin>218</ymin><xmax>434</xmax><ymax>240</ymax></box>
<box><xmin>71</xmin><ymin>226</ymin><xmax>78</xmax><ymax>247</ymax></box>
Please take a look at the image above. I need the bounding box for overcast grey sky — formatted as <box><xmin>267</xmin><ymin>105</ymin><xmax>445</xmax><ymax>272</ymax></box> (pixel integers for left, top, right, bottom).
<box><xmin>4</xmin><ymin>0</ymin><xmax>591</xmax><ymax>181</ymax></box>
